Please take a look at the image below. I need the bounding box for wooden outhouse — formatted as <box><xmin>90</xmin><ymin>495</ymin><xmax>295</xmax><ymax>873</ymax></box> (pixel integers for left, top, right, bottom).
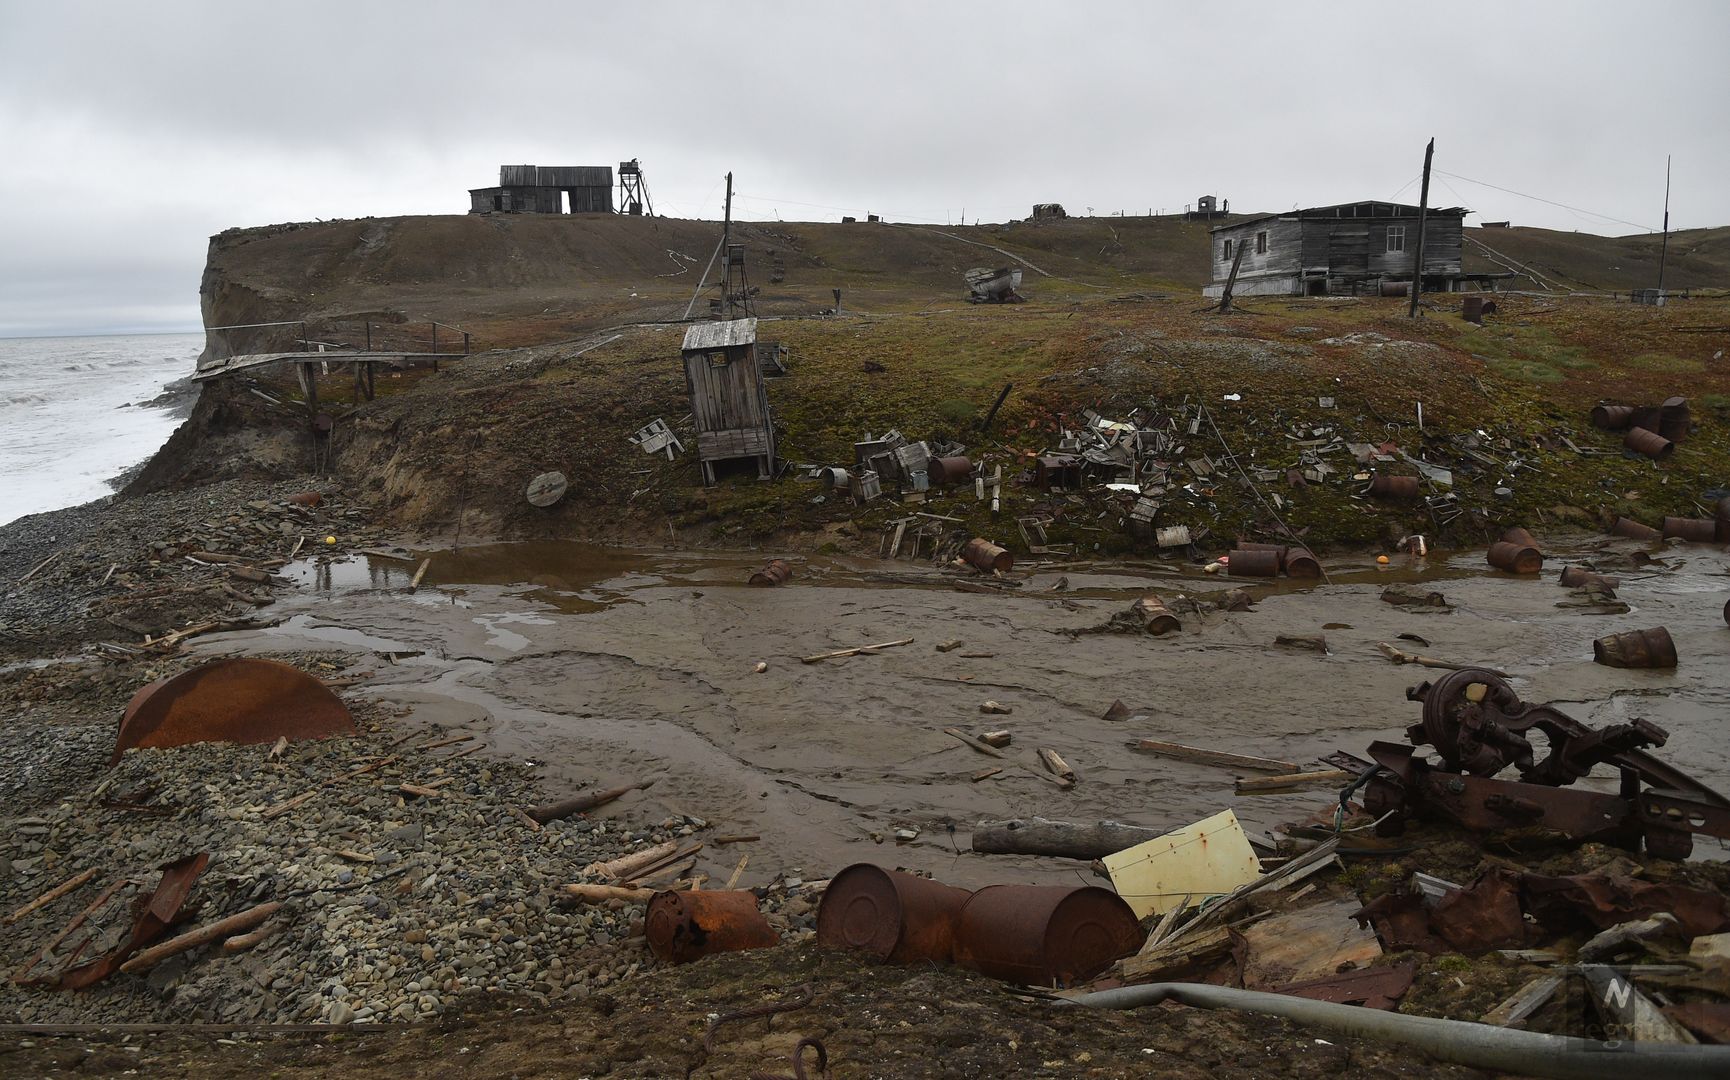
<box><xmin>682</xmin><ymin>318</ymin><xmax>775</xmax><ymax>484</ymax></box>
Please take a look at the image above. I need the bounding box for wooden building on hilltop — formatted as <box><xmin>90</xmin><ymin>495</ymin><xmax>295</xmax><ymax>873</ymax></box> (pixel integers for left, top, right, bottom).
<box><xmin>1204</xmin><ymin>201</ymin><xmax>1500</xmax><ymax>298</ymax></box>
<box><xmin>682</xmin><ymin>318</ymin><xmax>775</xmax><ymax>484</ymax></box>
<box><xmin>468</xmin><ymin>165</ymin><xmax>614</xmax><ymax>214</ymax></box>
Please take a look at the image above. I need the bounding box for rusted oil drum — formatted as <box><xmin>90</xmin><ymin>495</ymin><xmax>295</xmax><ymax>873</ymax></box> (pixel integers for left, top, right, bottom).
<box><xmin>1661</xmin><ymin>517</ymin><xmax>1717</xmax><ymax>543</ymax></box>
<box><xmin>1368</xmin><ymin>475</ymin><xmax>1420</xmax><ymax>501</ymax></box>
<box><xmin>114</xmin><ymin>658</ymin><xmax>355</xmax><ymax>766</ymax></box>
<box><xmin>1215</xmin><ymin>588</ymin><xmax>1254</xmax><ymax>612</ymax></box>
<box><xmin>1227</xmin><ymin>548</ymin><xmax>1281</xmax><ymax>577</ymax></box>
<box><xmin>1610</xmin><ymin>517</ymin><xmax>1663</xmax><ymax>541</ymax></box>
<box><xmin>1624</xmin><ymin>427</ymin><xmax>1674</xmax><ymax>460</ymax></box>
<box><xmin>645</xmin><ymin>890</ymin><xmax>779</xmax><ymax>965</ymax></box>
<box><xmin>963</xmin><ymin>538</ymin><xmax>1014</xmax><ymax>574</ymax></box>
<box><xmin>1284</xmin><ymin>548</ymin><xmax>1322</xmax><ymax>579</ymax></box>
<box><xmin>1592</xmin><ymin>627</ymin><xmax>1678</xmax><ymax>669</ymax></box>
<box><xmin>927</xmin><ymin>457</ymin><xmax>974</xmax><ymax>486</ymax></box>
<box><xmin>1559</xmin><ymin>566</ymin><xmax>1620</xmax><ymax>590</ymax></box>
<box><xmin>1486</xmin><ymin>542</ymin><xmax>1543</xmax><ymax>574</ymax></box>
<box><xmin>1462</xmin><ymin>296</ymin><xmax>1484</xmax><ymax>324</ymax></box>
<box><xmin>1590</xmin><ymin>404</ymin><xmax>1636</xmax><ymax>431</ymax></box>
<box><xmin>1500</xmin><ymin>526</ymin><xmax>1541</xmax><ymax>549</ymax></box>
<box><xmin>1235</xmin><ymin>543</ymin><xmax>1288</xmax><ymax>567</ymax></box>
<box><xmin>816</xmin><ymin>864</ymin><xmax>972</xmax><ymax>965</ymax></box>
<box><xmin>748</xmin><ymin>559</ymin><xmax>792</xmax><ymax>586</ymax></box>
<box><xmin>1379</xmin><ymin>280</ymin><xmax>1410</xmax><ymax>298</ymax></box>
<box><xmin>1659</xmin><ymin>397</ymin><xmax>1690</xmax><ymax>443</ymax></box>
<box><xmin>1131</xmin><ymin>594</ymin><xmax>1181</xmax><ymax>635</ymax></box>
<box><xmin>952</xmin><ymin>885</ymin><xmax>1142</xmax><ymax>987</ymax></box>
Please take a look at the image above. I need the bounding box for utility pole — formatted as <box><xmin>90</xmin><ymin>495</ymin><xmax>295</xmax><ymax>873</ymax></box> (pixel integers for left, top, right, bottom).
<box><xmin>1657</xmin><ymin>155</ymin><xmax>1671</xmax><ymax>298</ymax></box>
<box><xmin>1408</xmin><ymin>137</ymin><xmax>1433</xmax><ymax>319</ymax></box>
<box><xmin>722</xmin><ymin>171</ymin><xmax>732</xmax><ymax>253</ymax></box>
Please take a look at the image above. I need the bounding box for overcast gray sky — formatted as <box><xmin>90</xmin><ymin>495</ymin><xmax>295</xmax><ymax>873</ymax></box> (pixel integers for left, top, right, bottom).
<box><xmin>1</xmin><ymin>0</ymin><xmax>1726</xmax><ymax>337</ymax></box>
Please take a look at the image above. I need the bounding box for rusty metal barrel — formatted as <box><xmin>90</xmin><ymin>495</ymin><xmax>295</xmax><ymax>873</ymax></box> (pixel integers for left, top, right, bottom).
<box><xmin>1590</xmin><ymin>404</ymin><xmax>1636</xmax><ymax>431</ymax></box>
<box><xmin>962</xmin><ymin>538</ymin><xmax>1014</xmax><ymax>574</ymax></box>
<box><xmin>927</xmin><ymin>457</ymin><xmax>974</xmax><ymax>486</ymax></box>
<box><xmin>1235</xmin><ymin>542</ymin><xmax>1288</xmax><ymax>566</ymax></box>
<box><xmin>1487</xmin><ymin>542</ymin><xmax>1543</xmax><ymax>574</ymax></box>
<box><xmin>816</xmin><ymin>864</ymin><xmax>972</xmax><ymax>965</ymax></box>
<box><xmin>952</xmin><ymin>885</ymin><xmax>1142</xmax><ymax>986</ymax></box>
<box><xmin>1592</xmin><ymin>627</ymin><xmax>1678</xmax><ymax>669</ymax></box>
<box><xmin>1624</xmin><ymin>427</ymin><xmax>1674</xmax><ymax>460</ymax></box>
<box><xmin>1462</xmin><ymin>296</ymin><xmax>1485</xmax><ymax>324</ymax></box>
<box><xmin>1661</xmin><ymin>517</ymin><xmax>1717</xmax><ymax>543</ymax></box>
<box><xmin>114</xmin><ymin>658</ymin><xmax>355</xmax><ymax>766</ymax></box>
<box><xmin>1284</xmin><ymin>548</ymin><xmax>1322</xmax><ymax>579</ymax></box>
<box><xmin>1368</xmin><ymin>475</ymin><xmax>1420</xmax><ymax>501</ymax></box>
<box><xmin>1131</xmin><ymin>594</ymin><xmax>1181</xmax><ymax>635</ymax></box>
<box><xmin>645</xmin><ymin>890</ymin><xmax>779</xmax><ymax>965</ymax></box>
<box><xmin>748</xmin><ymin>559</ymin><xmax>793</xmax><ymax>586</ymax></box>
<box><xmin>1226</xmin><ymin>548</ymin><xmax>1281</xmax><ymax>577</ymax></box>
<box><xmin>1559</xmin><ymin>566</ymin><xmax>1620</xmax><ymax>590</ymax></box>
<box><xmin>1659</xmin><ymin>397</ymin><xmax>1690</xmax><ymax>443</ymax></box>
<box><xmin>1500</xmin><ymin>526</ymin><xmax>1541</xmax><ymax>549</ymax></box>
<box><xmin>1611</xmin><ymin>517</ymin><xmax>1663</xmax><ymax>541</ymax></box>
<box><xmin>1724</xmin><ymin>598</ymin><xmax>1729</xmax><ymax>628</ymax></box>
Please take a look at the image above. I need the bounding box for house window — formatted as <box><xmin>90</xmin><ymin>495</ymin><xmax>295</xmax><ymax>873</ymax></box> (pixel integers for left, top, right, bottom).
<box><xmin>1255</xmin><ymin>231</ymin><xmax>1268</xmax><ymax>255</ymax></box>
<box><xmin>1387</xmin><ymin>225</ymin><xmax>1406</xmax><ymax>253</ymax></box>
<box><xmin>1222</xmin><ymin>239</ymin><xmax>1233</xmax><ymax>260</ymax></box>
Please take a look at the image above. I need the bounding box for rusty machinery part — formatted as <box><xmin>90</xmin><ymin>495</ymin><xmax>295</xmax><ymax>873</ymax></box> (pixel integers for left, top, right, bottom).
<box><xmin>113</xmin><ymin>658</ymin><xmax>355</xmax><ymax>766</ymax></box>
<box><xmin>1485</xmin><ymin>542</ymin><xmax>1542</xmax><ymax>574</ymax></box>
<box><xmin>748</xmin><ymin>1038</ymin><xmax>831</xmax><ymax>1080</ymax></box>
<box><xmin>1370</xmin><ymin>668</ymin><xmax>1730</xmax><ymax>857</ymax></box>
<box><xmin>816</xmin><ymin>863</ymin><xmax>972</xmax><ymax>965</ymax></box>
<box><xmin>645</xmin><ymin>890</ymin><xmax>778</xmax><ymax>965</ymax></box>
<box><xmin>1226</xmin><ymin>548</ymin><xmax>1280</xmax><ymax>578</ymax></box>
<box><xmin>1610</xmin><ymin>517</ymin><xmax>1663</xmax><ymax>541</ymax></box>
<box><xmin>962</xmin><ymin>538</ymin><xmax>1014</xmax><ymax>574</ymax></box>
<box><xmin>1284</xmin><ymin>548</ymin><xmax>1322</xmax><ymax>579</ymax></box>
<box><xmin>927</xmin><ymin>456</ymin><xmax>974</xmax><ymax>486</ymax></box>
<box><xmin>1624</xmin><ymin>426</ymin><xmax>1674</xmax><ymax>460</ymax></box>
<box><xmin>1661</xmin><ymin>516</ymin><xmax>1717</xmax><ymax>543</ymax></box>
<box><xmin>1368</xmin><ymin>475</ymin><xmax>1420</xmax><ymax>501</ymax></box>
<box><xmin>952</xmin><ymin>885</ymin><xmax>1142</xmax><ymax>986</ymax></box>
<box><xmin>1593</xmin><ymin>627</ymin><xmax>1677</xmax><ymax>669</ymax></box>
<box><xmin>1558</xmin><ymin>566</ymin><xmax>1620</xmax><ymax>590</ymax></box>
<box><xmin>749</xmin><ymin>559</ymin><xmax>793</xmax><ymax>587</ymax></box>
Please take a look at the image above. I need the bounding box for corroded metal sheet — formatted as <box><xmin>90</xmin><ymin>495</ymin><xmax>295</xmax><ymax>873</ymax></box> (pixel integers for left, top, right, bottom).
<box><xmin>113</xmin><ymin>659</ymin><xmax>354</xmax><ymax>765</ymax></box>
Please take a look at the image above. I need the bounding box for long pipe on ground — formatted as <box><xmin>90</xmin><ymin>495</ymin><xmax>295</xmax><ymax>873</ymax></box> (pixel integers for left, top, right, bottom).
<box><xmin>1065</xmin><ymin>983</ymin><xmax>1728</xmax><ymax>1080</ymax></box>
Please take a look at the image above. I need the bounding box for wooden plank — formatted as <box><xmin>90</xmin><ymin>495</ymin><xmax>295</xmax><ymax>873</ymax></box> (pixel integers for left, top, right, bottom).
<box><xmin>1133</xmin><ymin>739</ymin><xmax>1298</xmax><ymax>774</ymax></box>
<box><xmin>1239</xmin><ymin>899</ymin><xmax>1382</xmax><ymax>989</ymax></box>
<box><xmin>1235</xmin><ymin>769</ymin><xmax>1353</xmax><ymax>794</ymax></box>
<box><xmin>1481</xmin><ymin>973</ymin><xmax>1566</xmax><ymax>1028</ymax></box>
<box><xmin>944</xmin><ymin>727</ymin><xmax>1003</xmax><ymax>758</ymax></box>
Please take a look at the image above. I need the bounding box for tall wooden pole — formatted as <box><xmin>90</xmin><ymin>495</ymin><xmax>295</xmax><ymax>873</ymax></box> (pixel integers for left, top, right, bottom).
<box><xmin>1657</xmin><ymin>154</ymin><xmax>1671</xmax><ymax>297</ymax></box>
<box><xmin>722</xmin><ymin>172</ymin><xmax>734</xmax><ymax>317</ymax></box>
<box><xmin>1408</xmin><ymin>137</ymin><xmax>1434</xmax><ymax>318</ymax></box>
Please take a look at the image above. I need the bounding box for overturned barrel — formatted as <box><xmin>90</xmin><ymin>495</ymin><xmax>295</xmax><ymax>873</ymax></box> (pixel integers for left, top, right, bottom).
<box><xmin>1501</xmin><ymin>526</ymin><xmax>1541</xmax><ymax>549</ymax></box>
<box><xmin>1592</xmin><ymin>627</ymin><xmax>1677</xmax><ymax>669</ymax></box>
<box><xmin>1226</xmin><ymin>548</ymin><xmax>1281</xmax><ymax>578</ymax></box>
<box><xmin>1611</xmin><ymin>517</ymin><xmax>1663</xmax><ymax>541</ymax></box>
<box><xmin>1624</xmin><ymin>427</ymin><xmax>1674</xmax><ymax>460</ymax></box>
<box><xmin>817</xmin><ymin>864</ymin><xmax>972</xmax><ymax>965</ymax></box>
<box><xmin>962</xmin><ymin>538</ymin><xmax>1014</xmax><ymax>574</ymax></box>
<box><xmin>1661</xmin><ymin>517</ymin><xmax>1717</xmax><ymax>543</ymax></box>
<box><xmin>645</xmin><ymin>890</ymin><xmax>779</xmax><ymax>965</ymax></box>
<box><xmin>927</xmin><ymin>457</ymin><xmax>974</xmax><ymax>486</ymax></box>
<box><xmin>1130</xmin><ymin>594</ymin><xmax>1181</xmax><ymax>635</ymax></box>
<box><xmin>1487</xmin><ymin>541</ymin><xmax>1543</xmax><ymax>575</ymax></box>
<box><xmin>1559</xmin><ymin>566</ymin><xmax>1620</xmax><ymax>590</ymax></box>
<box><xmin>748</xmin><ymin>559</ymin><xmax>792</xmax><ymax>586</ymax></box>
<box><xmin>952</xmin><ymin>885</ymin><xmax>1142</xmax><ymax>987</ymax></box>
<box><xmin>1284</xmin><ymin>548</ymin><xmax>1322</xmax><ymax>579</ymax></box>
<box><xmin>1368</xmin><ymin>475</ymin><xmax>1420</xmax><ymax>501</ymax></box>
<box><xmin>817</xmin><ymin>466</ymin><xmax>852</xmax><ymax>491</ymax></box>
<box><xmin>1591</xmin><ymin>404</ymin><xmax>1636</xmax><ymax>431</ymax></box>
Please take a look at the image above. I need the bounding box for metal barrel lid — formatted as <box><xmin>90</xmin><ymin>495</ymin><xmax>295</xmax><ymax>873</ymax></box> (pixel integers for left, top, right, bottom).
<box><xmin>113</xmin><ymin>658</ymin><xmax>354</xmax><ymax>766</ymax></box>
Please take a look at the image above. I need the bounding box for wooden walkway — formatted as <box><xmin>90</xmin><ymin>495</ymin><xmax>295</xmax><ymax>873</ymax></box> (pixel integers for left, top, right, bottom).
<box><xmin>192</xmin><ymin>351</ymin><xmax>466</xmax><ymax>382</ymax></box>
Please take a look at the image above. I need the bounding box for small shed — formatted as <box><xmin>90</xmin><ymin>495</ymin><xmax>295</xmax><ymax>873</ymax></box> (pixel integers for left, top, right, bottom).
<box><xmin>682</xmin><ymin>318</ymin><xmax>775</xmax><ymax>484</ymax></box>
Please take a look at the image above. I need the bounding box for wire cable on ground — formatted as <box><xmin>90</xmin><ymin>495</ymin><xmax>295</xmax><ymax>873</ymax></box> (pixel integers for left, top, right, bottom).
<box><xmin>1199</xmin><ymin>402</ymin><xmax>1332</xmax><ymax>584</ymax></box>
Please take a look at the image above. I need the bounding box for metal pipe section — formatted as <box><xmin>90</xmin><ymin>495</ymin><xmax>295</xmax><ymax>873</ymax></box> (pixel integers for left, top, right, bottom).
<box><xmin>1065</xmin><ymin>982</ymin><xmax>1730</xmax><ymax>1080</ymax></box>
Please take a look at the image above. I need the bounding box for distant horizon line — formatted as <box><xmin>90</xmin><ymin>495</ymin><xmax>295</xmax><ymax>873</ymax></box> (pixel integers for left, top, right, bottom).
<box><xmin>0</xmin><ymin>328</ymin><xmax>204</xmax><ymax>342</ymax></box>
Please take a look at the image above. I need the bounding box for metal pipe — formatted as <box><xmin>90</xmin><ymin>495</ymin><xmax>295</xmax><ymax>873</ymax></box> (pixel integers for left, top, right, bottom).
<box><xmin>1065</xmin><ymin>982</ymin><xmax>1730</xmax><ymax>1080</ymax></box>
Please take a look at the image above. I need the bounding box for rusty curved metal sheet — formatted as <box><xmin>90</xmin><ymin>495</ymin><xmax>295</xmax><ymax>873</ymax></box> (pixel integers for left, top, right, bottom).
<box><xmin>45</xmin><ymin>852</ymin><xmax>209</xmax><ymax>989</ymax></box>
<box><xmin>113</xmin><ymin>658</ymin><xmax>354</xmax><ymax>765</ymax></box>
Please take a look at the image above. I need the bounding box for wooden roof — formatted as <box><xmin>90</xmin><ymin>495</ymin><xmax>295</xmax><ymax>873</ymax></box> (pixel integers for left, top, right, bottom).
<box><xmin>682</xmin><ymin>318</ymin><xmax>758</xmax><ymax>352</ymax></box>
<box><xmin>1213</xmin><ymin>201</ymin><xmax>1470</xmax><ymax>233</ymax></box>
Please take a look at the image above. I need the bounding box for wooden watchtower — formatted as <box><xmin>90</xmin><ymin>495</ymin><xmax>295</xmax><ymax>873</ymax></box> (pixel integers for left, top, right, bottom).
<box><xmin>681</xmin><ymin>317</ymin><xmax>774</xmax><ymax>484</ymax></box>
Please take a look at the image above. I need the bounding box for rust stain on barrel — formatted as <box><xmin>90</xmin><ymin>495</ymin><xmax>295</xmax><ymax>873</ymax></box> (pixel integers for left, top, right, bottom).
<box><xmin>1662</xmin><ymin>517</ymin><xmax>1717</xmax><ymax>543</ymax></box>
<box><xmin>816</xmin><ymin>864</ymin><xmax>972</xmax><ymax>965</ymax></box>
<box><xmin>1486</xmin><ymin>542</ymin><xmax>1542</xmax><ymax>574</ymax></box>
<box><xmin>1132</xmin><ymin>594</ymin><xmax>1181</xmax><ymax>635</ymax></box>
<box><xmin>1592</xmin><ymin>627</ymin><xmax>1678</xmax><ymax>669</ymax></box>
<box><xmin>952</xmin><ymin>885</ymin><xmax>1142</xmax><ymax>986</ymax></box>
<box><xmin>1591</xmin><ymin>404</ymin><xmax>1635</xmax><ymax>431</ymax></box>
<box><xmin>1368</xmin><ymin>475</ymin><xmax>1420</xmax><ymax>501</ymax></box>
<box><xmin>748</xmin><ymin>559</ymin><xmax>793</xmax><ymax>586</ymax></box>
<box><xmin>113</xmin><ymin>658</ymin><xmax>354</xmax><ymax>766</ymax></box>
<box><xmin>927</xmin><ymin>457</ymin><xmax>974</xmax><ymax>486</ymax></box>
<box><xmin>1611</xmin><ymin>517</ymin><xmax>1663</xmax><ymax>541</ymax></box>
<box><xmin>963</xmin><ymin>538</ymin><xmax>1014</xmax><ymax>573</ymax></box>
<box><xmin>645</xmin><ymin>890</ymin><xmax>778</xmax><ymax>964</ymax></box>
<box><xmin>1284</xmin><ymin>548</ymin><xmax>1322</xmax><ymax>579</ymax></box>
<box><xmin>1227</xmin><ymin>548</ymin><xmax>1281</xmax><ymax>577</ymax></box>
<box><xmin>1559</xmin><ymin>566</ymin><xmax>1620</xmax><ymax>589</ymax></box>
<box><xmin>1624</xmin><ymin>427</ymin><xmax>1674</xmax><ymax>460</ymax></box>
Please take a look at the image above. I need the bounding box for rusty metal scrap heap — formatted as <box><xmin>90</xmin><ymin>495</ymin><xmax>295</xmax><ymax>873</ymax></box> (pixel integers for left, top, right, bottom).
<box><xmin>1364</xmin><ymin>668</ymin><xmax>1730</xmax><ymax>859</ymax></box>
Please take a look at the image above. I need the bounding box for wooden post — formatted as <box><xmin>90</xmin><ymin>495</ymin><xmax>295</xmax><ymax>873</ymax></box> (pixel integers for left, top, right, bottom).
<box><xmin>364</xmin><ymin>322</ymin><xmax>372</xmax><ymax>351</ymax></box>
<box><xmin>1218</xmin><ymin>239</ymin><xmax>1247</xmax><ymax>314</ymax></box>
<box><xmin>1408</xmin><ymin>137</ymin><xmax>1434</xmax><ymax>318</ymax></box>
<box><xmin>1657</xmin><ymin>154</ymin><xmax>1671</xmax><ymax>298</ymax></box>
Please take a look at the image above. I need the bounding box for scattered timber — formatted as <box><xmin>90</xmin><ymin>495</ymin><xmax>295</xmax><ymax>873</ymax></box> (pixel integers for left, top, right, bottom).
<box><xmin>585</xmin><ymin>841</ymin><xmax>680</xmax><ymax>881</ymax></box>
<box><xmin>1235</xmin><ymin>769</ymin><xmax>1352</xmax><ymax>795</ymax></box>
<box><xmin>1132</xmin><ymin>739</ymin><xmax>1299</xmax><ymax>774</ymax></box>
<box><xmin>527</xmin><ymin>779</ymin><xmax>652</xmax><ymax>824</ymax></box>
<box><xmin>801</xmin><ymin>637</ymin><xmax>914</xmax><ymax>663</ymax></box>
<box><xmin>562</xmin><ymin>883</ymin><xmax>656</xmax><ymax>904</ymax></box>
<box><xmin>1037</xmin><ymin>748</ymin><xmax>1077</xmax><ymax>783</ymax></box>
<box><xmin>944</xmin><ymin>727</ymin><xmax>1003</xmax><ymax>757</ymax></box>
<box><xmin>1376</xmin><ymin>642</ymin><xmax>1510</xmax><ymax>677</ymax></box>
<box><xmin>119</xmin><ymin>902</ymin><xmax>283</xmax><ymax>974</ymax></box>
<box><xmin>4</xmin><ymin>868</ymin><xmax>98</xmax><ymax>926</ymax></box>
<box><xmin>972</xmin><ymin>818</ymin><xmax>1166</xmax><ymax>860</ymax></box>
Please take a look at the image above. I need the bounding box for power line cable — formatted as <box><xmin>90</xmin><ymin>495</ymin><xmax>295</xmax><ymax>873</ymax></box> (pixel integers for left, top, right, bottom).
<box><xmin>1434</xmin><ymin>170</ymin><xmax>1656</xmax><ymax>232</ymax></box>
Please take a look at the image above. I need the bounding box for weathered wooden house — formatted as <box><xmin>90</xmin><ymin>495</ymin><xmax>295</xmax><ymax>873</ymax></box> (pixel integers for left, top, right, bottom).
<box><xmin>468</xmin><ymin>165</ymin><xmax>614</xmax><ymax>214</ymax></box>
<box><xmin>1204</xmin><ymin>201</ymin><xmax>1485</xmax><ymax>298</ymax></box>
<box><xmin>682</xmin><ymin>318</ymin><xmax>775</xmax><ymax>484</ymax></box>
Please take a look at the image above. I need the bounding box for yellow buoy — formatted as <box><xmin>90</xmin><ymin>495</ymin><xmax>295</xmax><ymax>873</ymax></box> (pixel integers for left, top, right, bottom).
<box><xmin>324</xmin><ymin>535</ymin><xmax>337</xmax><ymax>545</ymax></box>
<box><xmin>1376</xmin><ymin>555</ymin><xmax>1390</xmax><ymax>565</ymax></box>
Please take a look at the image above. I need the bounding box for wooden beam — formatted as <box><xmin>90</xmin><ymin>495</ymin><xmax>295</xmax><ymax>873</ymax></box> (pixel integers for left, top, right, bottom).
<box><xmin>1133</xmin><ymin>739</ymin><xmax>1298</xmax><ymax>774</ymax></box>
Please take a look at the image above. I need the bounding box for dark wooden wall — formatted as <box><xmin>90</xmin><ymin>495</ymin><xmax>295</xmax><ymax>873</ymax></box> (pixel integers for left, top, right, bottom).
<box><xmin>683</xmin><ymin>345</ymin><xmax>773</xmax><ymax>462</ymax></box>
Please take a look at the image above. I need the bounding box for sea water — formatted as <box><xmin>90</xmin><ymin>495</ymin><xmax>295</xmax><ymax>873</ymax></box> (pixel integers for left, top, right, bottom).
<box><xmin>0</xmin><ymin>333</ymin><xmax>202</xmax><ymax>526</ymax></box>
